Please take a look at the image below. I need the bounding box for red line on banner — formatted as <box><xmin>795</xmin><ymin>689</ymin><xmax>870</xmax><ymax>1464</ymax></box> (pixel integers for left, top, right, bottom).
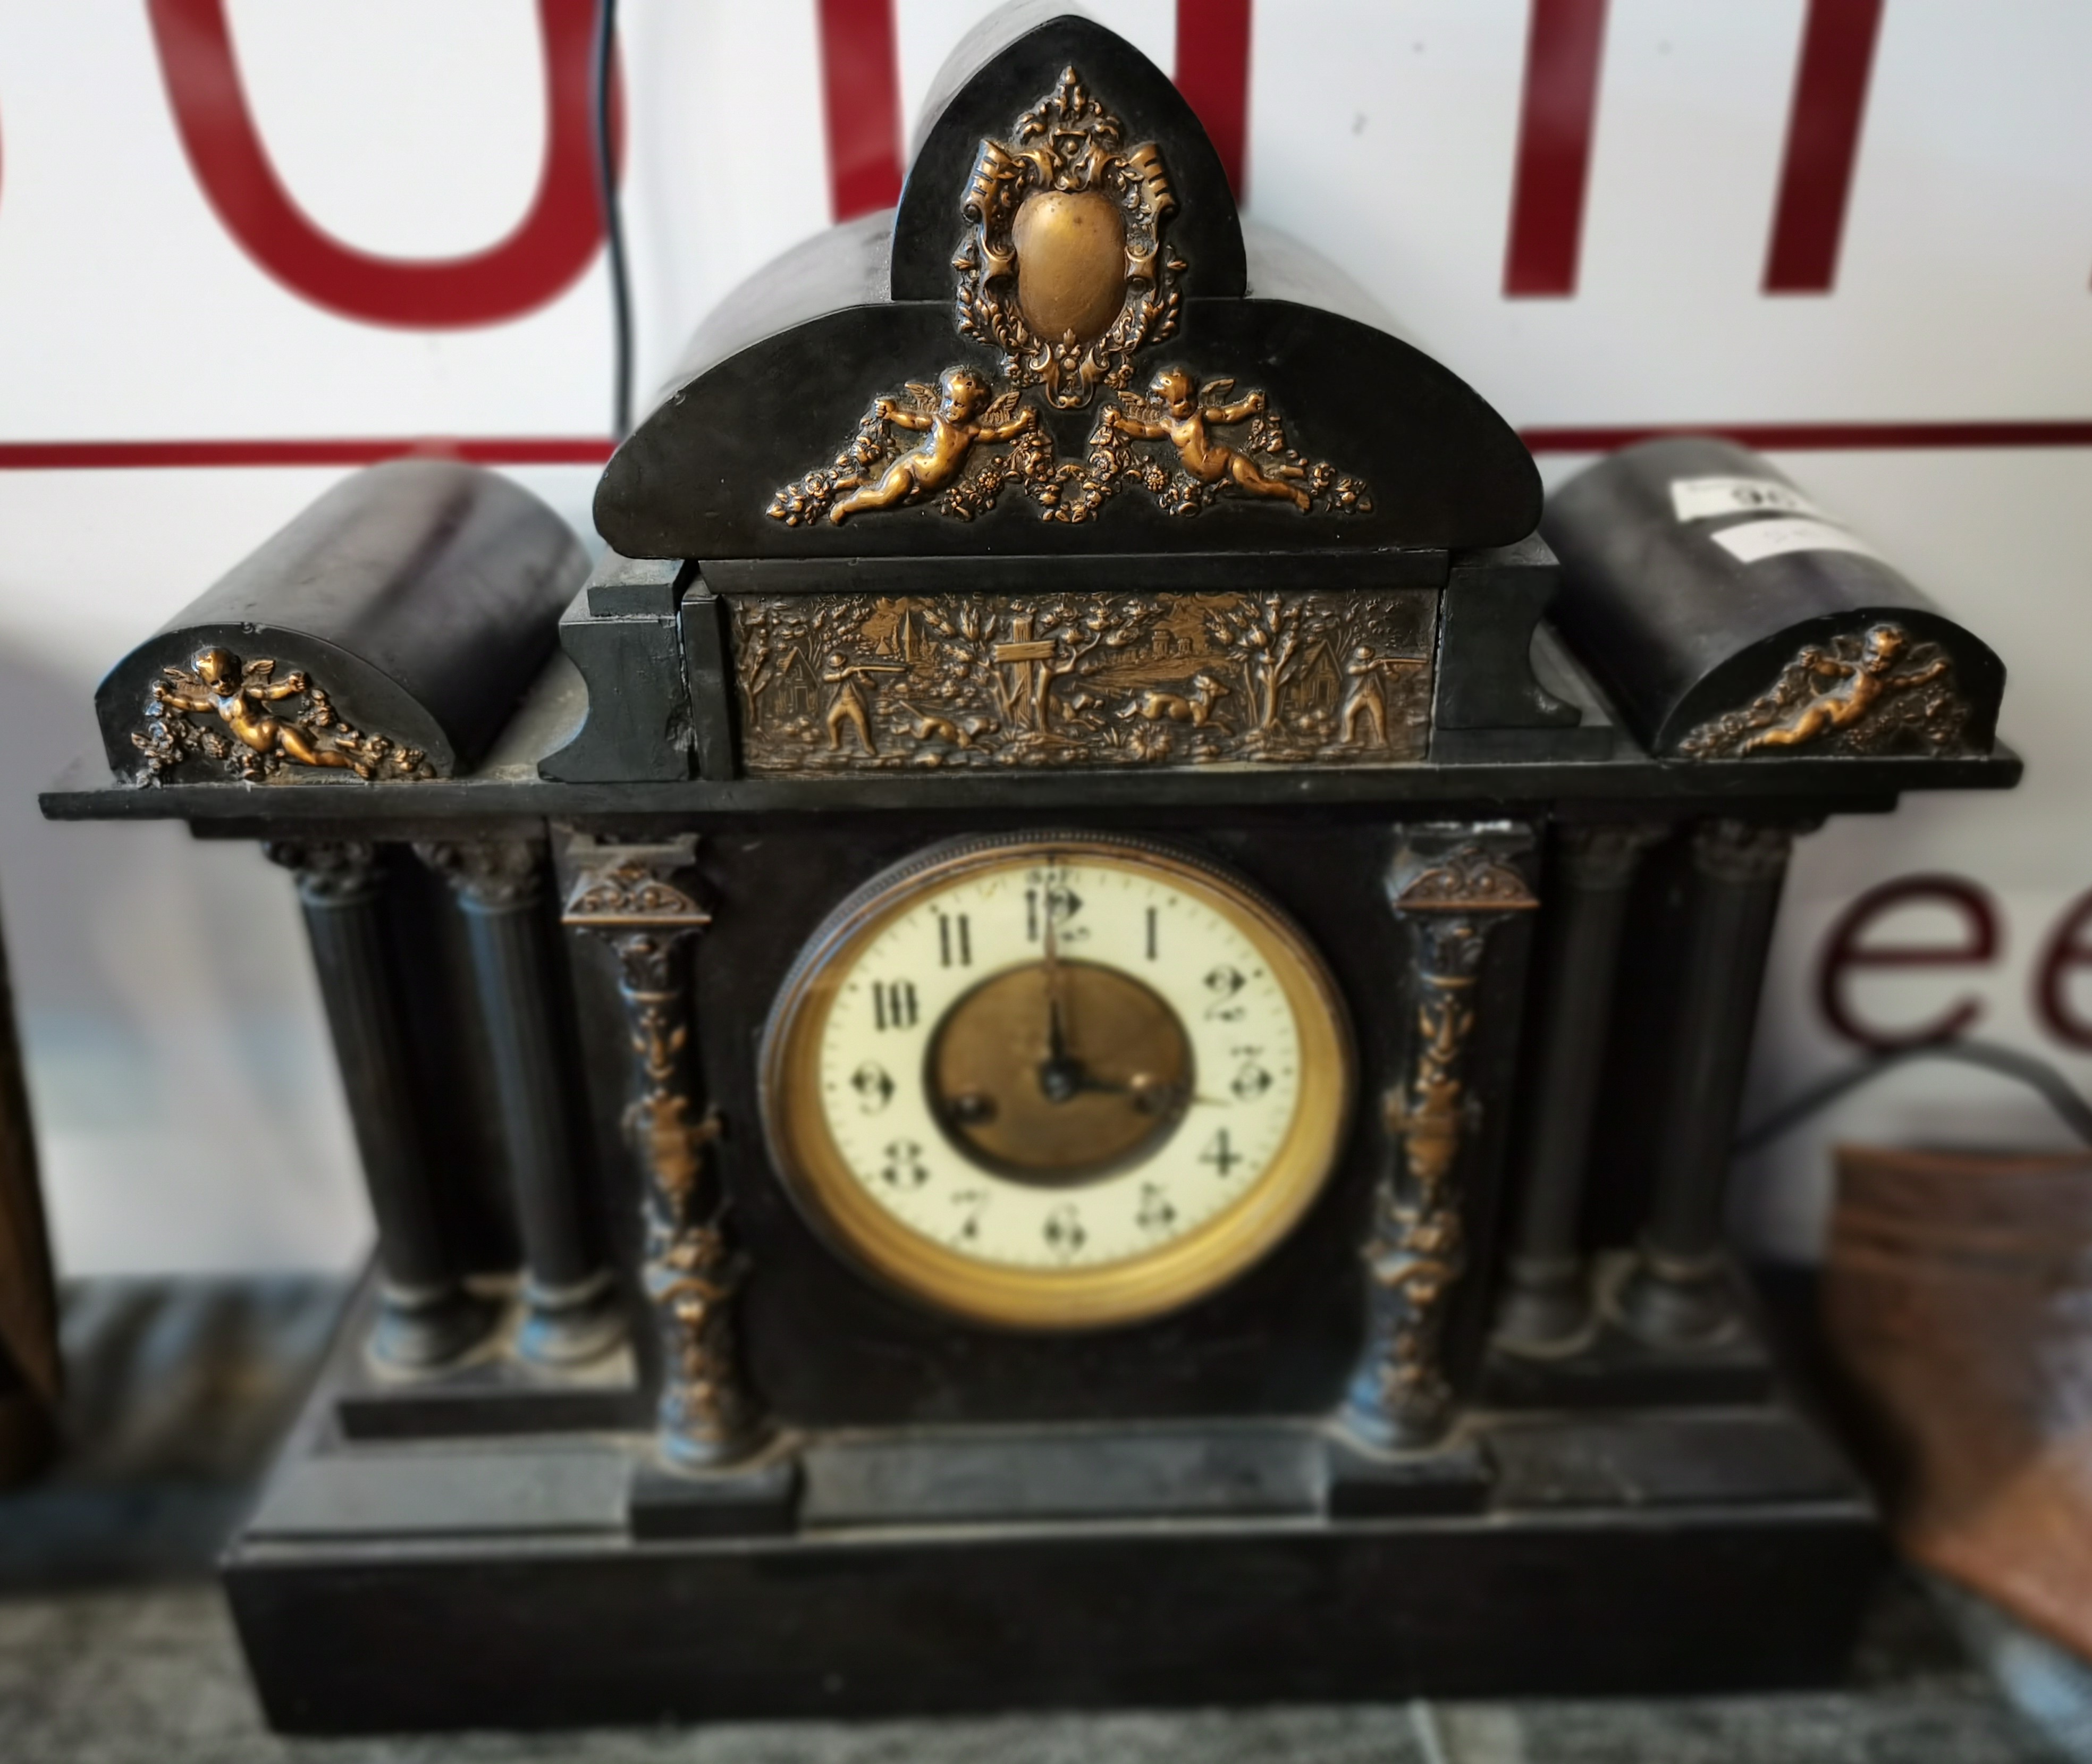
<box><xmin>0</xmin><ymin>439</ymin><xmax>617</xmax><ymax>470</ymax></box>
<box><xmin>1764</xmin><ymin>0</ymin><xmax>1885</xmax><ymax>293</ymax></box>
<box><xmin>1176</xmin><ymin>0</ymin><xmax>1253</xmax><ymax>197</ymax></box>
<box><xmin>3</xmin><ymin>425</ymin><xmax>2092</xmax><ymax>472</ymax></box>
<box><xmin>1504</xmin><ymin>0</ymin><xmax>1609</xmax><ymax>297</ymax></box>
<box><xmin>1521</xmin><ymin>421</ymin><xmax>2092</xmax><ymax>452</ymax></box>
<box><xmin>147</xmin><ymin>0</ymin><xmax>619</xmax><ymax>330</ymax></box>
<box><xmin>818</xmin><ymin>0</ymin><xmax>903</xmax><ymax>221</ymax></box>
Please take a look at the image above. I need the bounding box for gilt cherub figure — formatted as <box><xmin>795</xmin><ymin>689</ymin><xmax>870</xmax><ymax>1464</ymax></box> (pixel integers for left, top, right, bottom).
<box><xmin>827</xmin><ymin>367</ymin><xmax>1037</xmax><ymax>525</ymax></box>
<box><xmin>1103</xmin><ymin>368</ymin><xmax>1312</xmax><ymax>510</ymax></box>
<box><xmin>1736</xmin><ymin>623</ymin><xmax>1950</xmax><ymax>754</ymax></box>
<box><xmin>151</xmin><ymin>646</ymin><xmax>372</xmax><ymax>777</ymax></box>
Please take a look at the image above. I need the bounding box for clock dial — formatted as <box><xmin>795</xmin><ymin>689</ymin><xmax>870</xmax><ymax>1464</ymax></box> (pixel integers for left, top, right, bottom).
<box><xmin>761</xmin><ymin>836</ymin><xmax>1352</xmax><ymax>1330</ymax></box>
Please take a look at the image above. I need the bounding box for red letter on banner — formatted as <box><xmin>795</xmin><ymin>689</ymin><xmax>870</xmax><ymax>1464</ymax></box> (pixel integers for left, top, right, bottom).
<box><xmin>2037</xmin><ymin>890</ymin><xmax>2092</xmax><ymax>1051</ymax></box>
<box><xmin>819</xmin><ymin>0</ymin><xmax>903</xmax><ymax>221</ymax></box>
<box><xmin>1764</xmin><ymin>0</ymin><xmax>1884</xmax><ymax>293</ymax></box>
<box><xmin>1818</xmin><ymin>876</ymin><xmax>2000</xmax><ymax>1051</ymax></box>
<box><xmin>1503</xmin><ymin>0</ymin><xmax>1608</xmax><ymax>298</ymax></box>
<box><xmin>1176</xmin><ymin>0</ymin><xmax>1253</xmax><ymax>198</ymax></box>
<box><xmin>148</xmin><ymin>0</ymin><xmax>614</xmax><ymax>330</ymax></box>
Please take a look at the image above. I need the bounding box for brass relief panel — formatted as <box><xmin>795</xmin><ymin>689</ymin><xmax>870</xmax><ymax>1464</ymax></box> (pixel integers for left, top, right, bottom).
<box><xmin>765</xmin><ymin>65</ymin><xmax>1370</xmax><ymax>531</ymax></box>
<box><xmin>1680</xmin><ymin>621</ymin><xmax>1972</xmax><ymax>759</ymax></box>
<box><xmin>955</xmin><ymin>65</ymin><xmax>1183</xmax><ymax>410</ymax></box>
<box><xmin>767</xmin><ymin>370</ymin><xmax>1370</xmax><ymax>530</ymax></box>
<box><xmin>731</xmin><ymin>588</ymin><xmax>1435</xmax><ymax>772</ymax></box>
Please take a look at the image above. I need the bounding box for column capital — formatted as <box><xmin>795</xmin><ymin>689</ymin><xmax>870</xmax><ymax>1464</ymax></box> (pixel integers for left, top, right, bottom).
<box><xmin>417</xmin><ymin>839</ymin><xmax>545</xmax><ymax>911</ymax></box>
<box><xmin>1690</xmin><ymin>819</ymin><xmax>1796</xmax><ymax>885</ymax></box>
<box><xmin>264</xmin><ymin>839</ymin><xmax>379</xmax><ymax>906</ymax></box>
<box><xmin>1388</xmin><ymin>838</ymin><xmax>1539</xmax><ymax>918</ymax></box>
<box><xmin>562</xmin><ymin>838</ymin><xmax>708</xmax><ymax>927</ymax></box>
<box><xmin>1555</xmin><ymin>821</ymin><xmax>1668</xmax><ymax>890</ymax></box>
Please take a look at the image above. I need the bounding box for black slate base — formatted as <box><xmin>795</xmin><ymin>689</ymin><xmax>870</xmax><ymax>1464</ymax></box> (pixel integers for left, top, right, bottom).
<box><xmin>224</xmin><ymin>1333</ymin><xmax>1888</xmax><ymax>1735</ymax></box>
<box><xmin>226</xmin><ymin>1500</ymin><xmax>1884</xmax><ymax>1734</ymax></box>
<box><xmin>5</xmin><ymin>1276</ymin><xmax>2060</xmax><ymax>1764</ymax></box>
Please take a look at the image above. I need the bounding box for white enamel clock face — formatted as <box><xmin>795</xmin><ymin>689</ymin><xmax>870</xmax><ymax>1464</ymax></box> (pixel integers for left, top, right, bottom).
<box><xmin>761</xmin><ymin>837</ymin><xmax>1352</xmax><ymax>1331</ymax></box>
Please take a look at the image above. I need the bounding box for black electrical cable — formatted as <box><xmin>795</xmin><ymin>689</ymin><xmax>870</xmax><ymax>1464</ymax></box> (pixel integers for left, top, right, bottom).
<box><xmin>594</xmin><ymin>0</ymin><xmax>633</xmax><ymax>441</ymax></box>
<box><xmin>1736</xmin><ymin>1037</ymin><xmax>2092</xmax><ymax>1155</ymax></box>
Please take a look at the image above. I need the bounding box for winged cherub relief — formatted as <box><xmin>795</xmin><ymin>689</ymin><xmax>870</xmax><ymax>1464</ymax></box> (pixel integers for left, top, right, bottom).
<box><xmin>768</xmin><ymin>364</ymin><xmax>1371</xmax><ymax>529</ymax></box>
<box><xmin>133</xmin><ymin>645</ymin><xmax>431</xmax><ymax>783</ymax></box>
<box><xmin>1065</xmin><ymin>368</ymin><xmax>1373</xmax><ymax>522</ymax></box>
<box><xmin>1103</xmin><ymin>369</ymin><xmax>1310</xmax><ymax>508</ymax></box>
<box><xmin>768</xmin><ymin>367</ymin><xmax>1055</xmax><ymax>527</ymax></box>
<box><xmin>1678</xmin><ymin>622</ymin><xmax>1970</xmax><ymax>759</ymax></box>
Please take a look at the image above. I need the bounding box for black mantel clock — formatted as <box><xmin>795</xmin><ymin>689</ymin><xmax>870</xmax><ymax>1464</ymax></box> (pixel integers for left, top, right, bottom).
<box><xmin>44</xmin><ymin>11</ymin><xmax>2017</xmax><ymax>1735</ymax></box>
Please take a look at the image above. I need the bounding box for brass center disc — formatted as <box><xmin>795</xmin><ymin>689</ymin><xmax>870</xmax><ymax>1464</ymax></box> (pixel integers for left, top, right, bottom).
<box><xmin>928</xmin><ymin>959</ymin><xmax>1192</xmax><ymax>1185</ymax></box>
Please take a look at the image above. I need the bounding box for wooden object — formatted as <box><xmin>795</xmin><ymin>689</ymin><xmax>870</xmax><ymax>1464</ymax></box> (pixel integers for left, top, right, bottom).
<box><xmin>1826</xmin><ymin>1145</ymin><xmax>2092</xmax><ymax>1664</ymax></box>
<box><xmin>0</xmin><ymin>899</ymin><xmax>57</xmax><ymax>1484</ymax></box>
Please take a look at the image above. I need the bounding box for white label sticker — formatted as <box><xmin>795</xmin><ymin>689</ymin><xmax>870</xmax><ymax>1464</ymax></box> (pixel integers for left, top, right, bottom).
<box><xmin>1670</xmin><ymin>475</ymin><xmax>1824</xmax><ymax>523</ymax></box>
<box><xmin>1711</xmin><ymin>517</ymin><xmax>1885</xmax><ymax>567</ymax></box>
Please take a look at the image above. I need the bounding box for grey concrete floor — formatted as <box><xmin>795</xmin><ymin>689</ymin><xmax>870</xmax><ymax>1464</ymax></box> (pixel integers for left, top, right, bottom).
<box><xmin>0</xmin><ymin>1280</ymin><xmax>2070</xmax><ymax>1763</ymax></box>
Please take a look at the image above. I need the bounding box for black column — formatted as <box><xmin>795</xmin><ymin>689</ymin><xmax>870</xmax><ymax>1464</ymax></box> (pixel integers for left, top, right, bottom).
<box><xmin>563</xmin><ymin>838</ymin><xmax>767</xmax><ymax>1470</ymax></box>
<box><xmin>1492</xmin><ymin>822</ymin><xmax>1664</xmax><ymax>1353</ymax></box>
<box><xmin>1342</xmin><ymin>833</ymin><xmax>1538</xmax><ymax>1450</ymax></box>
<box><xmin>1618</xmin><ymin>819</ymin><xmax>1796</xmax><ymax>1345</ymax></box>
<box><xmin>266</xmin><ymin>841</ymin><xmax>494</xmax><ymax>1370</ymax></box>
<box><xmin>420</xmin><ymin>841</ymin><xmax>624</xmax><ymax>1366</ymax></box>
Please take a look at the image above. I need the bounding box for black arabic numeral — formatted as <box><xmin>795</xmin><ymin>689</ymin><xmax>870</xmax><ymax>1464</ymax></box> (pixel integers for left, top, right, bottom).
<box><xmin>1200</xmin><ymin>1129</ymin><xmax>1241</xmax><ymax>1176</ymax></box>
<box><xmin>851</xmin><ymin>1062</ymin><xmax>896</xmax><ymax>1113</ymax></box>
<box><xmin>1026</xmin><ymin>873</ymin><xmax>1084</xmax><ymax>943</ymax></box>
<box><xmin>1043</xmin><ymin>1203</ymin><xmax>1087</xmax><ymax>1259</ymax></box>
<box><xmin>879</xmin><ymin>1140</ymin><xmax>929</xmax><ymax>1188</ymax></box>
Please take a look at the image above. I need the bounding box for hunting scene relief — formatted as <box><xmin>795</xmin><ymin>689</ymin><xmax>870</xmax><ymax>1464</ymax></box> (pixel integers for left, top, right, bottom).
<box><xmin>731</xmin><ymin>589</ymin><xmax>1435</xmax><ymax>773</ymax></box>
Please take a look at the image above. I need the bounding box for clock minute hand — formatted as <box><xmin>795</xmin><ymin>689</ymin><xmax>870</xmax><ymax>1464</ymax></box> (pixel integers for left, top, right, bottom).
<box><xmin>1043</xmin><ymin>899</ymin><xmax>1069</xmax><ymax>1063</ymax></box>
<box><xmin>1038</xmin><ymin>897</ymin><xmax>1084</xmax><ymax>1103</ymax></box>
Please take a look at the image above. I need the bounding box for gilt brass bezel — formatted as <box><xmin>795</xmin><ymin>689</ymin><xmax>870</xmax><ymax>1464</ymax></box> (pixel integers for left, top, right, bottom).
<box><xmin>758</xmin><ymin>834</ymin><xmax>1354</xmax><ymax>1333</ymax></box>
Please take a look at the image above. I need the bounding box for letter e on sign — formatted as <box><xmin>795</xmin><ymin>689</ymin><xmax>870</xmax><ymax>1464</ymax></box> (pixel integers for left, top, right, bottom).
<box><xmin>1817</xmin><ymin>876</ymin><xmax>1999</xmax><ymax>1050</ymax></box>
<box><xmin>2037</xmin><ymin>889</ymin><xmax>2092</xmax><ymax>1051</ymax></box>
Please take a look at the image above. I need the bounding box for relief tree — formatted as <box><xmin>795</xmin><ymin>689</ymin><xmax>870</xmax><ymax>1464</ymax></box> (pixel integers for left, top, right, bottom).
<box><xmin>1208</xmin><ymin>593</ymin><xmax>1304</xmax><ymax>736</ymax></box>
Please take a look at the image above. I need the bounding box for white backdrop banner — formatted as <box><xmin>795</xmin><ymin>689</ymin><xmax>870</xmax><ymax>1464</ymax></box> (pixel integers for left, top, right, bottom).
<box><xmin>0</xmin><ymin>0</ymin><xmax>2085</xmax><ymax>1271</ymax></box>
